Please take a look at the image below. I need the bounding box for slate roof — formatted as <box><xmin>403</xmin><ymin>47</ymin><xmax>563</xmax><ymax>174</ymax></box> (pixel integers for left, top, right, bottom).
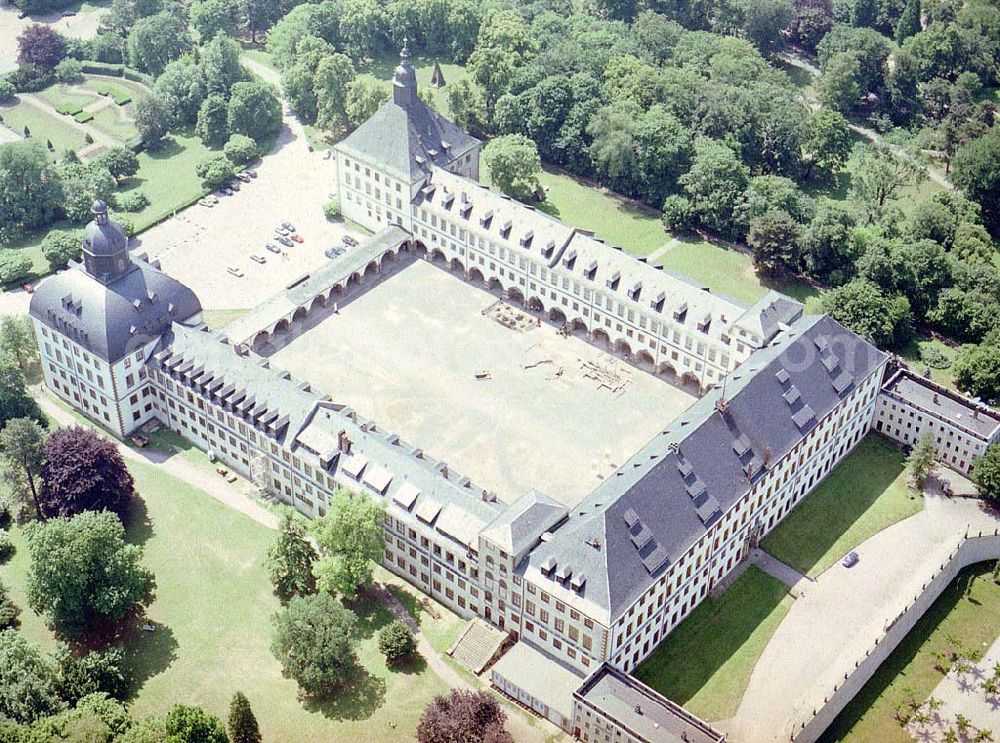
<box><xmin>521</xmin><ymin>314</ymin><xmax>886</xmax><ymax>623</ymax></box>
<box><xmin>337</xmin><ymin>99</ymin><xmax>479</xmax><ymax>183</ymax></box>
<box><xmin>30</xmin><ymin>257</ymin><xmax>202</xmax><ymax>363</ymax></box>
<box><xmin>732</xmin><ymin>290</ymin><xmax>805</xmax><ymax>345</ymax></box>
<box><xmin>883</xmin><ymin>368</ymin><xmax>1000</xmax><ymax>440</ymax></box>
<box><xmin>481</xmin><ymin>490</ymin><xmax>568</xmax><ymax>560</ymax></box>
<box><xmin>575</xmin><ymin>664</ymin><xmax>725</xmax><ymax>743</ymax></box>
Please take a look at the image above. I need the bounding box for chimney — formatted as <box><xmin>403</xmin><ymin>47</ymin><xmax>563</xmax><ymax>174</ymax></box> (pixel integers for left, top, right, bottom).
<box><xmin>933</xmin><ymin>393</ymin><xmax>940</xmax><ymax>404</ymax></box>
<box><xmin>442</xmin><ymin>464</ymin><xmax>449</xmax><ymax>479</ymax></box>
<box><xmin>634</xmin><ymin>704</ymin><xmax>643</xmax><ymax>715</ymax></box>
<box><xmin>763</xmin><ymin>447</ymin><xmax>772</xmax><ymax>468</ymax></box>
<box><xmin>337</xmin><ymin>430</ymin><xmax>351</xmax><ymax>454</ymax></box>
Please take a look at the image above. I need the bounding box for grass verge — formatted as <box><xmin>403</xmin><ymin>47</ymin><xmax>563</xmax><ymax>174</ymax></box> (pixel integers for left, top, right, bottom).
<box><xmin>761</xmin><ymin>435</ymin><xmax>922</xmax><ymax>578</ymax></box>
<box><xmin>634</xmin><ymin>566</ymin><xmax>794</xmax><ymax>721</ymax></box>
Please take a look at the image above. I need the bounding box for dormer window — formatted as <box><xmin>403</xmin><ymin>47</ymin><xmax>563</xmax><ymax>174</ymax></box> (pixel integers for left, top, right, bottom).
<box><xmin>543</xmin><ymin>240</ymin><xmax>556</xmax><ymax>258</ymax></box>
<box><xmin>585</xmin><ymin>260</ymin><xmax>598</xmax><ymax>280</ymax></box>
<box><xmin>519</xmin><ymin>230</ymin><xmax>533</xmax><ymax>248</ymax></box>
<box><xmin>628</xmin><ymin>282</ymin><xmax>641</xmax><ymax>301</ymax></box>
<box><xmin>606</xmin><ymin>271</ymin><xmax>620</xmax><ymax>290</ymax></box>
<box><xmin>500</xmin><ymin>220</ymin><xmax>512</xmax><ymax>238</ymax></box>
<box><xmin>650</xmin><ymin>290</ymin><xmax>665</xmax><ymax>312</ymax></box>
<box><xmin>479</xmin><ymin>210</ymin><xmax>493</xmax><ymax>227</ymax></box>
<box><xmin>673</xmin><ymin>302</ymin><xmax>688</xmax><ymax>322</ymax></box>
<box><xmin>562</xmin><ymin>249</ymin><xmax>576</xmax><ymax>269</ymax></box>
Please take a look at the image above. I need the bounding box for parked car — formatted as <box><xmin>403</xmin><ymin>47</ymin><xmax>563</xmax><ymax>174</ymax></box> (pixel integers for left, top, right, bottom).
<box><xmin>246</xmin><ymin>169</ymin><xmax>257</xmax><ymax>179</ymax></box>
<box><xmin>221</xmin><ymin>187</ymin><xmax>234</xmax><ymax>196</ymax></box>
<box><xmin>206</xmin><ymin>194</ymin><xmax>219</xmax><ymax>204</ymax></box>
<box><xmin>236</xmin><ymin>172</ymin><xmax>252</xmax><ymax>183</ymax></box>
<box><xmin>215</xmin><ymin>190</ymin><xmax>229</xmax><ymax>198</ymax></box>
<box><xmin>226</xmin><ymin>266</ymin><xmax>244</xmax><ymax>277</ymax></box>
<box><xmin>250</xmin><ymin>254</ymin><xmax>266</xmax><ymax>264</ymax></box>
<box><xmin>228</xmin><ymin>180</ymin><xmax>241</xmax><ymax>191</ymax></box>
<box><xmin>324</xmin><ymin>247</ymin><xmax>345</xmax><ymax>259</ymax></box>
<box><xmin>343</xmin><ymin>234</ymin><xmax>358</xmax><ymax>247</ymax></box>
<box><xmin>199</xmin><ymin>198</ymin><xmax>215</xmax><ymax>207</ymax></box>
<box><xmin>274</xmin><ymin>226</ymin><xmax>289</xmax><ymax>236</ymax></box>
<box><xmin>276</xmin><ymin>236</ymin><xmax>294</xmax><ymax>247</ymax></box>
<box><xmin>265</xmin><ymin>242</ymin><xmax>281</xmax><ymax>254</ymax></box>
<box><xmin>290</xmin><ymin>234</ymin><xmax>304</xmax><ymax>243</ymax></box>
<box><xmin>282</xmin><ymin>220</ymin><xmax>296</xmax><ymax>232</ymax></box>
<box><xmin>842</xmin><ymin>551</ymin><xmax>859</xmax><ymax>568</ymax></box>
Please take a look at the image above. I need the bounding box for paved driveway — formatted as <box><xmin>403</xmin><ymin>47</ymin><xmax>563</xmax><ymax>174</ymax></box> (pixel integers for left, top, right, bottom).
<box><xmin>721</xmin><ymin>493</ymin><xmax>1000</xmax><ymax>743</ymax></box>
<box><xmin>0</xmin><ymin>5</ymin><xmax>104</xmax><ymax>74</ymax></box>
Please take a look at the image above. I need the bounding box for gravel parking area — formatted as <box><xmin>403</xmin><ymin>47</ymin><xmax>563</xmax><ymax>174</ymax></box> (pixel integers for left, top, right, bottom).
<box><xmin>133</xmin><ymin>121</ymin><xmax>358</xmax><ymax>311</ymax></box>
<box><xmin>0</xmin><ymin>6</ymin><xmax>104</xmax><ymax>74</ymax></box>
<box><xmin>269</xmin><ymin>259</ymin><xmax>696</xmax><ymax>507</ymax></box>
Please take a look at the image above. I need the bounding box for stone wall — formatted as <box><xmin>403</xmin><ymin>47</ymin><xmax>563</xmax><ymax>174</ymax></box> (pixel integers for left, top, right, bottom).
<box><xmin>795</xmin><ymin>531</ymin><xmax>1000</xmax><ymax>743</ymax></box>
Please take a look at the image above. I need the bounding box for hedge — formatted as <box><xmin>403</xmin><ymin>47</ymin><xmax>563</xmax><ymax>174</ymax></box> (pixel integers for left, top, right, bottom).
<box><xmin>56</xmin><ymin>102</ymin><xmax>85</xmax><ymax>116</ymax></box>
<box><xmin>73</xmin><ymin>111</ymin><xmax>94</xmax><ymax>124</ymax></box>
<box><xmin>94</xmin><ymin>82</ymin><xmax>132</xmax><ymax>106</ymax></box>
<box><xmin>79</xmin><ymin>63</ymin><xmax>154</xmax><ymax>89</ymax></box>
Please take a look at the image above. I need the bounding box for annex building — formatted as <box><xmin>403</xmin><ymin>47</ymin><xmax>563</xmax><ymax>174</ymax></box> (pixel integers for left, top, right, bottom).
<box><xmin>29</xmin><ymin>44</ymin><xmax>995</xmax><ymax>742</ymax></box>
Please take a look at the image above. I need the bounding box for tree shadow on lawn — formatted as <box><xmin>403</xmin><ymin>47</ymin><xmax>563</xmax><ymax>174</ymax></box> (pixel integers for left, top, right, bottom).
<box><xmin>302</xmin><ymin>666</ymin><xmax>387</xmax><ymax>721</ymax></box>
<box><xmin>391</xmin><ymin>652</ymin><xmax>428</xmax><ymax>676</ymax></box>
<box><xmin>343</xmin><ymin>589</ymin><xmax>395</xmax><ymax>640</ymax></box>
<box><xmin>123</xmin><ymin>493</ymin><xmax>153</xmax><ymax>547</ymax></box>
<box><xmin>634</xmin><ymin>567</ymin><xmax>790</xmax><ymax>707</ymax></box>
<box><xmin>115</xmin><ymin>619</ymin><xmax>180</xmax><ymax>701</ymax></box>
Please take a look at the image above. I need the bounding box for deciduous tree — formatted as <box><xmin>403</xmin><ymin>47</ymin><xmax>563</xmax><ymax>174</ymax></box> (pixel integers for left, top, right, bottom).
<box><xmin>17</xmin><ymin>25</ymin><xmax>67</xmax><ymax>69</ymax></box>
<box><xmin>821</xmin><ymin>279</ymin><xmax>913</xmax><ymax>349</ymax></box>
<box><xmin>196</xmin><ymin>94</ymin><xmax>230</xmax><ymax>147</ymax></box>
<box><xmin>227</xmin><ymin>82</ymin><xmax>281</xmax><ymax>142</ymax></box>
<box><xmin>40</xmin><ymin>426</ymin><xmax>134</xmax><ymax>519</ymax></box>
<box><xmin>0</xmin><ymin>629</ymin><xmax>61</xmax><ymax>725</ymax></box>
<box><xmin>164</xmin><ymin>704</ymin><xmax>229</xmax><ymax>743</ymax></box>
<box><xmin>0</xmin><ymin>417</ymin><xmax>47</xmax><ymax>521</ymax></box>
<box><xmin>27</xmin><ymin>510</ymin><xmax>155</xmax><ymax>637</ymax></box>
<box><xmin>417</xmin><ymin>689</ymin><xmax>513</xmax><ymax>743</ymax></box>
<box><xmin>311</xmin><ymin>489</ymin><xmax>384</xmax><ymax>596</ymax></box>
<box><xmin>482</xmin><ymin>134</ymin><xmax>541</xmax><ymax>202</ymax></box>
<box><xmin>270</xmin><ymin>593</ymin><xmax>358</xmax><ymax>697</ymax></box>
<box><xmin>378</xmin><ymin>619</ymin><xmax>416</xmax><ymax>664</ymax></box>
<box><xmin>973</xmin><ymin>446</ymin><xmax>1000</xmax><ymax>503</ymax></box>
<box><xmin>908</xmin><ymin>431</ymin><xmax>938</xmax><ymax>491</ymax></box>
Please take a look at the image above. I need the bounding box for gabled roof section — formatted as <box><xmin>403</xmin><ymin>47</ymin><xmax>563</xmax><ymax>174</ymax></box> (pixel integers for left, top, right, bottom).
<box><xmin>732</xmin><ymin>290</ymin><xmax>804</xmax><ymax>346</ymax></box>
<box><xmin>523</xmin><ymin>314</ymin><xmax>886</xmax><ymax>623</ymax></box>
<box><xmin>481</xmin><ymin>489</ymin><xmax>567</xmax><ymax>559</ymax></box>
<box><xmin>337</xmin><ymin>99</ymin><xmax>479</xmax><ymax>182</ymax></box>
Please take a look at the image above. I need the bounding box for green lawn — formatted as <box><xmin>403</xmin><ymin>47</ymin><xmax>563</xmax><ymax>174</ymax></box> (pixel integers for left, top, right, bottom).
<box><xmin>634</xmin><ymin>566</ymin><xmax>794</xmax><ymax>721</ymax></box>
<box><xmin>241</xmin><ymin>48</ymin><xmax>279</xmax><ymax>75</ymax></box>
<box><xmin>761</xmin><ymin>435</ymin><xmax>922</xmax><ymax>578</ymax></box>
<box><xmin>119</xmin><ymin>130</ymin><xmax>214</xmax><ymax>232</ymax></box>
<box><xmin>89</xmin><ymin>104</ymin><xmax>137</xmax><ymax>142</ymax></box>
<box><xmin>0</xmin><ymin>100</ymin><xmax>88</xmax><ymax>158</ymax></box>
<box><xmin>37</xmin><ymin>84</ymin><xmax>96</xmax><ymax>116</ymax></box>
<box><xmin>821</xmin><ymin>562</ymin><xmax>1000</xmax><ymax>742</ymax></box>
<box><xmin>360</xmin><ymin>55</ymin><xmax>471</xmax><ymax>121</ymax></box>
<box><xmin>0</xmin><ymin>456</ymin><xmax>453</xmax><ymax>741</ymax></box>
<box><xmin>899</xmin><ymin>336</ymin><xmax>962</xmax><ymax>391</ymax></box>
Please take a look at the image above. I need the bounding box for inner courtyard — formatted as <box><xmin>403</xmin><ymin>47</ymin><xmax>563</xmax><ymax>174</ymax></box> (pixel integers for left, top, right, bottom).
<box><xmin>267</xmin><ymin>257</ymin><xmax>698</xmax><ymax>506</ymax></box>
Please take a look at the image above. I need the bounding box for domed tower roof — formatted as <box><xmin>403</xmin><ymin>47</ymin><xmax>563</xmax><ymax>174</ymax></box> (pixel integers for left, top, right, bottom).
<box><xmin>82</xmin><ymin>199</ymin><xmax>129</xmax><ymax>284</ymax></box>
<box><xmin>392</xmin><ymin>39</ymin><xmax>417</xmax><ymax>107</ymax></box>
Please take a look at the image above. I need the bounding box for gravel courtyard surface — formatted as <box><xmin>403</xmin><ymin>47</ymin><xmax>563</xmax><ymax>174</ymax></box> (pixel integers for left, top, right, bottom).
<box><xmin>269</xmin><ymin>258</ymin><xmax>696</xmax><ymax>507</ymax></box>
<box><xmin>133</xmin><ymin>120</ymin><xmax>355</xmax><ymax>311</ymax></box>
<box><xmin>0</xmin><ymin>6</ymin><xmax>104</xmax><ymax>74</ymax></box>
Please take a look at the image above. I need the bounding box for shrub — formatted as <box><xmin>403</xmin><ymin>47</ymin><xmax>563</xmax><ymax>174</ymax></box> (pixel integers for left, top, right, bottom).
<box><xmin>9</xmin><ymin>64</ymin><xmax>54</xmax><ymax>93</ymax></box>
<box><xmin>54</xmin><ymin>59</ymin><xmax>83</xmax><ymax>83</ymax></box>
<box><xmin>74</xmin><ymin>111</ymin><xmax>94</xmax><ymax>124</ymax></box>
<box><xmin>0</xmin><ymin>580</ymin><xmax>19</xmax><ymax>630</ymax></box>
<box><xmin>0</xmin><ymin>534</ymin><xmax>14</xmax><ymax>564</ymax></box>
<box><xmin>223</xmin><ymin>134</ymin><xmax>257</xmax><ymax>165</ymax></box>
<box><xmin>116</xmin><ymin>191</ymin><xmax>149</xmax><ymax>212</ymax></box>
<box><xmin>378</xmin><ymin>620</ymin><xmax>417</xmax><ymax>664</ymax></box>
<box><xmin>42</xmin><ymin>230</ymin><xmax>81</xmax><ymax>270</ymax></box>
<box><xmin>661</xmin><ymin>194</ymin><xmax>695</xmax><ymax>234</ymax></box>
<box><xmin>196</xmin><ymin>153</ymin><xmax>236</xmax><ymax>190</ymax></box>
<box><xmin>0</xmin><ymin>81</ymin><xmax>15</xmax><ymax>104</ymax></box>
<box><xmin>0</xmin><ymin>252</ymin><xmax>33</xmax><ymax>285</ymax></box>
<box><xmin>84</xmin><ymin>133</ymin><xmax>94</xmax><ymax>144</ymax></box>
<box><xmin>56</xmin><ymin>101</ymin><xmax>84</xmax><ymax>116</ymax></box>
<box><xmin>919</xmin><ymin>345</ymin><xmax>952</xmax><ymax>370</ymax></box>
<box><xmin>323</xmin><ymin>199</ymin><xmax>341</xmax><ymax>220</ymax></box>
<box><xmin>0</xmin><ymin>501</ymin><xmax>11</xmax><ymax>531</ymax></box>
<box><xmin>95</xmin><ymin>82</ymin><xmax>132</xmax><ymax>106</ymax></box>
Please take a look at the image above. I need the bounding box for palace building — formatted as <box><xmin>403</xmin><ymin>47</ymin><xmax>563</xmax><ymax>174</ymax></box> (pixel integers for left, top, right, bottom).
<box><xmin>30</xmin><ymin>43</ymin><xmax>991</xmax><ymax>742</ymax></box>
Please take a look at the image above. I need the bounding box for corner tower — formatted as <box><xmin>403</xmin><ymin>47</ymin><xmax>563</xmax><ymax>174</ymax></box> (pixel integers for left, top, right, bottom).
<box><xmin>392</xmin><ymin>40</ymin><xmax>418</xmax><ymax>108</ymax></box>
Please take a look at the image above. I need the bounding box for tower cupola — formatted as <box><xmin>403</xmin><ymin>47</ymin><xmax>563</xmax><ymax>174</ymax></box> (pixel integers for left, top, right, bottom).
<box><xmin>393</xmin><ymin>39</ymin><xmax>418</xmax><ymax>107</ymax></box>
<box><xmin>81</xmin><ymin>199</ymin><xmax>130</xmax><ymax>283</ymax></box>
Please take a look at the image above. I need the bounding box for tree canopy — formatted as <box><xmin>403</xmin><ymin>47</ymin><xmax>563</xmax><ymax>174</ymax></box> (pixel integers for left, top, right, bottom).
<box><xmin>40</xmin><ymin>426</ymin><xmax>134</xmax><ymax>519</ymax></box>
<box><xmin>270</xmin><ymin>593</ymin><xmax>358</xmax><ymax>697</ymax></box>
<box><xmin>311</xmin><ymin>489</ymin><xmax>385</xmax><ymax>597</ymax></box>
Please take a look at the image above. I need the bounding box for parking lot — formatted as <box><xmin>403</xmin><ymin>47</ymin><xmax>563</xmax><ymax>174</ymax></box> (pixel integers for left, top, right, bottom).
<box><xmin>133</xmin><ymin>120</ymin><xmax>360</xmax><ymax>310</ymax></box>
<box><xmin>270</xmin><ymin>259</ymin><xmax>696</xmax><ymax>506</ymax></box>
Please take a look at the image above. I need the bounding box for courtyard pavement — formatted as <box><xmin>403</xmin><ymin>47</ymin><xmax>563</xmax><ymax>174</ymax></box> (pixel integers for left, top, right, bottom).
<box><xmin>749</xmin><ymin>548</ymin><xmax>811</xmax><ymax>596</ymax></box>
<box><xmin>720</xmin><ymin>493</ymin><xmax>1000</xmax><ymax>743</ymax></box>
<box><xmin>268</xmin><ymin>258</ymin><xmax>696</xmax><ymax>507</ymax></box>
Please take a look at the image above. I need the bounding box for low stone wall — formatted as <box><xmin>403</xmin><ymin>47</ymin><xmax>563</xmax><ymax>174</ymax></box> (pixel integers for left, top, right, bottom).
<box><xmin>795</xmin><ymin>530</ymin><xmax>1000</xmax><ymax>743</ymax></box>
